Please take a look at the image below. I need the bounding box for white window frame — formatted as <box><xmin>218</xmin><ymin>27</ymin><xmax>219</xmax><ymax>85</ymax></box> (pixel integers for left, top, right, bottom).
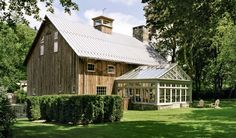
<box><xmin>54</xmin><ymin>41</ymin><xmax>58</xmax><ymax>52</ymax></box>
<box><xmin>96</xmin><ymin>86</ymin><xmax>107</xmax><ymax>95</ymax></box>
<box><xmin>87</xmin><ymin>63</ymin><xmax>95</xmax><ymax>72</ymax></box>
<box><xmin>107</xmin><ymin>65</ymin><xmax>115</xmax><ymax>74</ymax></box>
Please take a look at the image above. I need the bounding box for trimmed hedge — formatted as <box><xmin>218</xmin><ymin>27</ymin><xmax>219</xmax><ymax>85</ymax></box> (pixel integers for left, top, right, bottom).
<box><xmin>26</xmin><ymin>95</ymin><xmax>123</xmax><ymax>125</ymax></box>
<box><xmin>26</xmin><ymin>96</ymin><xmax>41</xmax><ymax>120</ymax></box>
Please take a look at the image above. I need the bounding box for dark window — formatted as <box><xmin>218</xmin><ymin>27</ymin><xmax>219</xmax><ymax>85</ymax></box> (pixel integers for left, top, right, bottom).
<box><xmin>97</xmin><ymin>86</ymin><xmax>106</xmax><ymax>95</ymax></box>
<box><xmin>87</xmin><ymin>63</ymin><xmax>95</xmax><ymax>72</ymax></box>
<box><xmin>108</xmin><ymin>65</ymin><xmax>115</xmax><ymax>74</ymax></box>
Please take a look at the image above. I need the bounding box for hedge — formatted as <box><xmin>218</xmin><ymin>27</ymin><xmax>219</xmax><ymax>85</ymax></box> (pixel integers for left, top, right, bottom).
<box><xmin>26</xmin><ymin>95</ymin><xmax>123</xmax><ymax>125</ymax></box>
<box><xmin>26</xmin><ymin>96</ymin><xmax>41</xmax><ymax>120</ymax></box>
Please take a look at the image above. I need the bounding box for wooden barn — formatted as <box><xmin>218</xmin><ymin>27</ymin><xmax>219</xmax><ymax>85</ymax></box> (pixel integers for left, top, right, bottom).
<box><xmin>24</xmin><ymin>14</ymin><xmax>192</xmax><ymax>109</ymax></box>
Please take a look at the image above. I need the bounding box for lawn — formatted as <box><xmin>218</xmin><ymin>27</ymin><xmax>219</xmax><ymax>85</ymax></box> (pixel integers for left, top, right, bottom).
<box><xmin>13</xmin><ymin>100</ymin><xmax>236</xmax><ymax>138</ymax></box>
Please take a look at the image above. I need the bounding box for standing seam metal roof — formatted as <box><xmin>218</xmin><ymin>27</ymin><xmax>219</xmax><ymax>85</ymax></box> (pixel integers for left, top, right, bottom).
<box><xmin>46</xmin><ymin>14</ymin><xmax>166</xmax><ymax>65</ymax></box>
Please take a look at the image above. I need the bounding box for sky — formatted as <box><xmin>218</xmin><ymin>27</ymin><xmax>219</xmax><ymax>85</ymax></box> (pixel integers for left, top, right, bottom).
<box><xmin>27</xmin><ymin>0</ymin><xmax>146</xmax><ymax>36</ymax></box>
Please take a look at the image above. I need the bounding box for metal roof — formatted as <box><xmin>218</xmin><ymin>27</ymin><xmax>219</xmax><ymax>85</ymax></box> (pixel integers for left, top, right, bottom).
<box><xmin>45</xmin><ymin>14</ymin><xmax>166</xmax><ymax>65</ymax></box>
<box><xmin>116</xmin><ymin>64</ymin><xmax>176</xmax><ymax>80</ymax></box>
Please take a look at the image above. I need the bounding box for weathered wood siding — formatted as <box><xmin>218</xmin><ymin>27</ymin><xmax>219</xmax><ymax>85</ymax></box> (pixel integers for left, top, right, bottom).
<box><xmin>27</xmin><ymin>20</ymin><xmax>77</xmax><ymax>96</ymax></box>
<box><xmin>27</xmin><ymin>19</ymin><xmax>137</xmax><ymax>96</ymax></box>
<box><xmin>78</xmin><ymin>59</ymin><xmax>136</xmax><ymax>95</ymax></box>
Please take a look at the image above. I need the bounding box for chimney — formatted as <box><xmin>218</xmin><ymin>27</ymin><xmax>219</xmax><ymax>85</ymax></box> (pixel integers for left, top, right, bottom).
<box><xmin>133</xmin><ymin>25</ymin><xmax>149</xmax><ymax>42</ymax></box>
<box><xmin>92</xmin><ymin>16</ymin><xmax>114</xmax><ymax>34</ymax></box>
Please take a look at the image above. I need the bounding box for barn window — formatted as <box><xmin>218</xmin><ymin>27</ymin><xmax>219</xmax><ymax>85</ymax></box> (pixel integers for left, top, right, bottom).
<box><xmin>96</xmin><ymin>86</ymin><xmax>106</xmax><ymax>95</ymax></box>
<box><xmin>54</xmin><ymin>41</ymin><xmax>58</xmax><ymax>52</ymax></box>
<box><xmin>54</xmin><ymin>31</ymin><xmax>58</xmax><ymax>40</ymax></box>
<box><xmin>40</xmin><ymin>36</ymin><xmax>44</xmax><ymax>56</ymax></box>
<box><xmin>40</xmin><ymin>36</ymin><xmax>44</xmax><ymax>43</ymax></box>
<box><xmin>87</xmin><ymin>63</ymin><xmax>95</xmax><ymax>72</ymax></box>
<box><xmin>40</xmin><ymin>44</ymin><xmax>44</xmax><ymax>56</ymax></box>
<box><xmin>108</xmin><ymin>65</ymin><xmax>115</xmax><ymax>74</ymax></box>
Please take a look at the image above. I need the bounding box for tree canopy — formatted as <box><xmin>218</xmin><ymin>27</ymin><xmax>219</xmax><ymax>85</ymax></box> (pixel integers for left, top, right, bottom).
<box><xmin>0</xmin><ymin>23</ymin><xmax>36</xmax><ymax>92</ymax></box>
<box><xmin>0</xmin><ymin>0</ymin><xmax>79</xmax><ymax>25</ymax></box>
<box><xmin>143</xmin><ymin>0</ymin><xmax>236</xmax><ymax>96</ymax></box>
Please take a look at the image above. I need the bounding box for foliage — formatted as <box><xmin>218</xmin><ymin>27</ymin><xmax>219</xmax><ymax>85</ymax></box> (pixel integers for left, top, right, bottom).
<box><xmin>0</xmin><ymin>0</ymin><xmax>79</xmax><ymax>25</ymax></box>
<box><xmin>204</xmin><ymin>14</ymin><xmax>236</xmax><ymax>97</ymax></box>
<box><xmin>143</xmin><ymin>0</ymin><xmax>236</xmax><ymax>95</ymax></box>
<box><xmin>14</xmin><ymin>89</ymin><xmax>27</xmax><ymax>104</ymax></box>
<box><xmin>0</xmin><ymin>23</ymin><xmax>36</xmax><ymax>92</ymax></box>
<box><xmin>26</xmin><ymin>95</ymin><xmax>123</xmax><ymax>125</ymax></box>
<box><xmin>26</xmin><ymin>96</ymin><xmax>41</xmax><ymax>121</ymax></box>
<box><xmin>13</xmin><ymin>100</ymin><xmax>236</xmax><ymax>138</ymax></box>
<box><xmin>0</xmin><ymin>87</ymin><xmax>16</xmax><ymax>138</ymax></box>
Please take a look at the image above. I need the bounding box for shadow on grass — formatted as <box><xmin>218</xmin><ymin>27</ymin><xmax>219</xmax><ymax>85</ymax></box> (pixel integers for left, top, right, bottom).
<box><xmin>13</xmin><ymin>119</ymin><xmax>236</xmax><ymax>138</ymax></box>
<box><xmin>13</xmin><ymin>101</ymin><xmax>236</xmax><ymax>138</ymax></box>
<box><xmin>187</xmin><ymin>100</ymin><xmax>236</xmax><ymax>121</ymax></box>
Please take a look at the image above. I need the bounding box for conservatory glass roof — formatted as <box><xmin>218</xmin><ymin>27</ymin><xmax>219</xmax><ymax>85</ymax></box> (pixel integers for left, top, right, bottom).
<box><xmin>116</xmin><ymin>64</ymin><xmax>191</xmax><ymax>81</ymax></box>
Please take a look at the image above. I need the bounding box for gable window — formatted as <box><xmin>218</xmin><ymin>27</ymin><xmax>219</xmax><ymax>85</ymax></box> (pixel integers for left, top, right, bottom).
<box><xmin>54</xmin><ymin>31</ymin><xmax>58</xmax><ymax>40</ymax></box>
<box><xmin>40</xmin><ymin>36</ymin><xmax>44</xmax><ymax>44</ymax></box>
<box><xmin>96</xmin><ymin>86</ymin><xmax>106</xmax><ymax>95</ymax></box>
<box><xmin>108</xmin><ymin>65</ymin><xmax>115</xmax><ymax>74</ymax></box>
<box><xmin>40</xmin><ymin>44</ymin><xmax>44</xmax><ymax>56</ymax></box>
<box><xmin>54</xmin><ymin>32</ymin><xmax>58</xmax><ymax>53</ymax></box>
<box><xmin>87</xmin><ymin>63</ymin><xmax>95</xmax><ymax>72</ymax></box>
<box><xmin>54</xmin><ymin>41</ymin><xmax>58</xmax><ymax>52</ymax></box>
<box><xmin>40</xmin><ymin>36</ymin><xmax>44</xmax><ymax>56</ymax></box>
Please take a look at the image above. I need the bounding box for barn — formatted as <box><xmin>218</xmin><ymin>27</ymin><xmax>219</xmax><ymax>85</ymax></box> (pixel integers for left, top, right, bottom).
<box><xmin>24</xmin><ymin>14</ymin><xmax>192</xmax><ymax>109</ymax></box>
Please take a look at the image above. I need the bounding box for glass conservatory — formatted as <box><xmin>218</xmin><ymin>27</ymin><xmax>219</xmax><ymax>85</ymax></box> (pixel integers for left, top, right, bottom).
<box><xmin>115</xmin><ymin>64</ymin><xmax>192</xmax><ymax>110</ymax></box>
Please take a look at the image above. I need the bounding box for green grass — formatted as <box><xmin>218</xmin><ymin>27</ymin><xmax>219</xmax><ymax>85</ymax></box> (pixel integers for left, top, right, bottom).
<box><xmin>13</xmin><ymin>100</ymin><xmax>236</xmax><ymax>138</ymax></box>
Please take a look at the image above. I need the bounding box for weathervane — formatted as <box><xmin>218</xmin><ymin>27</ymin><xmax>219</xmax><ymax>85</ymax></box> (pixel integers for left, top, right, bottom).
<box><xmin>102</xmin><ymin>8</ymin><xmax>106</xmax><ymax>15</ymax></box>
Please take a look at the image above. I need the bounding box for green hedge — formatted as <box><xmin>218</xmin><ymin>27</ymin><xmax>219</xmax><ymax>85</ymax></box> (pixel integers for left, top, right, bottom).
<box><xmin>26</xmin><ymin>96</ymin><xmax>41</xmax><ymax>120</ymax></box>
<box><xmin>26</xmin><ymin>95</ymin><xmax>123</xmax><ymax>125</ymax></box>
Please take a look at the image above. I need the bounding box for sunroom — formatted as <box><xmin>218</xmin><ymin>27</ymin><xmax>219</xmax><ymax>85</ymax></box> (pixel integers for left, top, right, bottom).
<box><xmin>115</xmin><ymin>64</ymin><xmax>192</xmax><ymax>110</ymax></box>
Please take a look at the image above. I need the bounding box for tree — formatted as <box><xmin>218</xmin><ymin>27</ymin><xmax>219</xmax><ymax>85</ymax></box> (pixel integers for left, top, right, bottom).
<box><xmin>207</xmin><ymin>14</ymin><xmax>236</xmax><ymax>97</ymax></box>
<box><xmin>142</xmin><ymin>0</ymin><xmax>236</xmax><ymax>95</ymax></box>
<box><xmin>0</xmin><ymin>23</ymin><xmax>36</xmax><ymax>92</ymax></box>
<box><xmin>0</xmin><ymin>87</ymin><xmax>16</xmax><ymax>138</ymax></box>
<box><xmin>0</xmin><ymin>0</ymin><xmax>79</xmax><ymax>25</ymax></box>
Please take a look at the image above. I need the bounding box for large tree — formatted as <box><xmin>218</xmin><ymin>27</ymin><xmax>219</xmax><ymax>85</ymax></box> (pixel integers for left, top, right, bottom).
<box><xmin>207</xmin><ymin>14</ymin><xmax>236</xmax><ymax>97</ymax></box>
<box><xmin>142</xmin><ymin>0</ymin><xmax>236</xmax><ymax>94</ymax></box>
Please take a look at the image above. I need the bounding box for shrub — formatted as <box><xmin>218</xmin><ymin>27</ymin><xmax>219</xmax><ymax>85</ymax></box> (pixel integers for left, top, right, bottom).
<box><xmin>0</xmin><ymin>87</ymin><xmax>16</xmax><ymax>138</ymax></box>
<box><xmin>26</xmin><ymin>96</ymin><xmax>41</xmax><ymax>120</ymax></box>
<box><xmin>104</xmin><ymin>96</ymin><xmax>123</xmax><ymax>122</ymax></box>
<box><xmin>40</xmin><ymin>95</ymin><xmax>58</xmax><ymax>122</ymax></box>
<box><xmin>26</xmin><ymin>95</ymin><xmax>123</xmax><ymax>125</ymax></box>
<box><xmin>14</xmin><ymin>89</ymin><xmax>27</xmax><ymax>104</ymax></box>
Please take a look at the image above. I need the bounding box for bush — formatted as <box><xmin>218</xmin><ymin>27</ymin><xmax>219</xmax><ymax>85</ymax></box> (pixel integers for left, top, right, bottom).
<box><xmin>26</xmin><ymin>96</ymin><xmax>41</xmax><ymax>120</ymax></box>
<box><xmin>0</xmin><ymin>87</ymin><xmax>16</xmax><ymax>138</ymax></box>
<box><xmin>14</xmin><ymin>89</ymin><xmax>27</xmax><ymax>104</ymax></box>
<box><xmin>26</xmin><ymin>95</ymin><xmax>123</xmax><ymax>125</ymax></box>
<box><xmin>104</xmin><ymin>96</ymin><xmax>123</xmax><ymax>122</ymax></box>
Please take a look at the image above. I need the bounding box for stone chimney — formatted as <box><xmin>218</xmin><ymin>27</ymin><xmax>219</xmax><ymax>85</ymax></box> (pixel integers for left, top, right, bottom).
<box><xmin>92</xmin><ymin>16</ymin><xmax>114</xmax><ymax>34</ymax></box>
<box><xmin>133</xmin><ymin>25</ymin><xmax>149</xmax><ymax>42</ymax></box>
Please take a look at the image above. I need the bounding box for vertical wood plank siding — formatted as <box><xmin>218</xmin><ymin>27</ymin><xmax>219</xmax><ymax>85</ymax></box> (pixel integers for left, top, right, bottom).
<box><xmin>27</xmin><ymin>20</ymin><xmax>137</xmax><ymax>96</ymax></box>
